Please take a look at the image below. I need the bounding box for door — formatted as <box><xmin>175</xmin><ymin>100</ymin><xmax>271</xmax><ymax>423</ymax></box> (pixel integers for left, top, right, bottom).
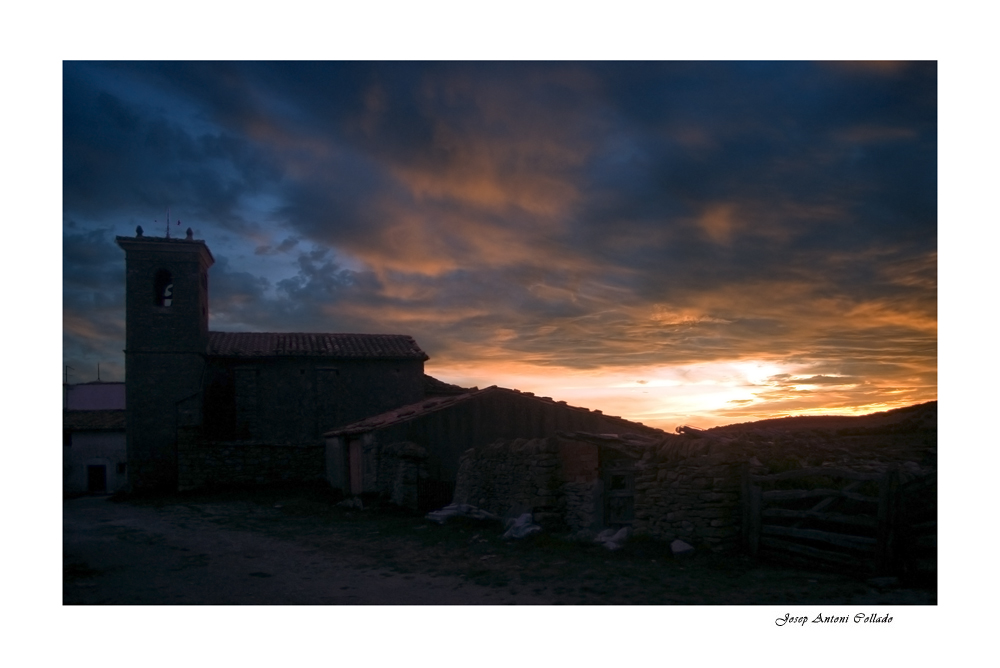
<box><xmin>348</xmin><ymin>438</ymin><xmax>363</xmax><ymax>496</ymax></box>
<box><xmin>604</xmin><ymin>469</ymin><xmax>634</xmax><ymax>527</ymax></box>
<box><xmin>87</xmin><ymin>465</ymin><xmax>107</xmax><ymax>494</ymax></box>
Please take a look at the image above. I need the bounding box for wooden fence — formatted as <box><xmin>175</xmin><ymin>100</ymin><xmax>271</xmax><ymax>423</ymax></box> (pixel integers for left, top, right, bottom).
<box><xmin>741</xmin><ymin>464</ymin><xmax>901</xmax><ymax>574</ymax></box>
<box><xmin>897</xmin><ymin>474</ymin><xmax>937</xmax><ymax>580</ymax></box>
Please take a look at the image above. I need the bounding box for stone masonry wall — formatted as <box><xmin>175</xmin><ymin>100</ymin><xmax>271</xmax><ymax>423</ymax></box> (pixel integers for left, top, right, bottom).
<box><xmin>453</xmin><ymin>432</ymin><xmax>758</xmax><ymax>550</ymax></box>
<box><xmin>371</xmin><ymin>441</ymin><xmax>428</xmax><ymax>510</ymax></box>
<box><xmin>453</xmin><ymin>438</ymin><xmax>561</xmax><ymax>520</ymax></box>
<box><xmin>558</xmin><ymin>439</ymin><xmax>602</xmax><ymax>530</ymax></box>
<box><xmin>453</xmin><ymin>414</ymin><xmax>936</xmax><ymax>553</ymax></box>
<box><xmin>177</xmin><ymin>428</ymin><xmax>324</xmax><ymax>491</ymax></box>
<box><xmin>453</xmin><ymin>436</ymin><xmax>607</xmax><ymax>530</ymax></box>
<box><xmin>630</xmin><ymin>437</ymin><xmax>748</xmax><ymax>551</ymax></box>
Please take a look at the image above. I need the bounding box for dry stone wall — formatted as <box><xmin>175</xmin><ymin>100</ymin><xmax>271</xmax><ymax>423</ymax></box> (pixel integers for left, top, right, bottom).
<box><xmin>371</xmin><ymin>441</ymin><xmax>428</xmax><ymax>510</ymax></box>
<box><xmin>452</xmin><ymin>424</ymin><xmax>935</xmax><ymax>553</ymax></box>
<box><xmin>453</xmin><ymin>435</ymin><xmax>635</xmax><ymax>531</ymax></box>
<box><xmin>452</xmin><ymin>432</ymin><xmax>763</xmax><ymax>550</ymax></box>
<box><xmin>453</xmin><ymin>437</ymin><xmax>558</xmax><ymax>520</ymax></box>
<box><xmin>629</xmin><ymin>437</ymin><xmax>752</xmax><ymax>551</ymax></box>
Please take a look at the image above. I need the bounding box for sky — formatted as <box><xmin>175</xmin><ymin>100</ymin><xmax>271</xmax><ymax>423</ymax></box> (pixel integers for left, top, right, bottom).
<box><xmin>62</xmin><ymin>61</ymin><xmax>936</xmax><ymax>430</ymax></box>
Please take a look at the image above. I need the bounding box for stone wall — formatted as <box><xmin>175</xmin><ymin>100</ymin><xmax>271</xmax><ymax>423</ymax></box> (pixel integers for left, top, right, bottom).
<box><xmin>453</xmin><ymin>436</ymin><xmax>623</xmax><ymax>530</ymax></box>
<box><xmin>453</xmin><ymin>432</ymin><xmax>756</xmax><ymax>550</ymax></box>
<box><xmin>451</xmin><ymin>412</ymin><xmax>937</xmax><ymax>553</ymax></box>
<box><xmin>204</xmin><ymin>357</ymin><xmax>425</xmax><ymax>443</ymax></box>
<box><xmin>177</xmin><ymin>429</ymin><xmax>324</xmax><ymax>491</ymax></box>
<box><xmin>453</xmin><ymin>438</ymin><xmax>561</xmax><ymax>521</ymax></box>
<box><xmin>557</xmin><ymin>439</ymin><xmax>602</xmax><ymax>530</ymax></box>
<box><xmin>372</xmin><ymin>441</ymin><xmax>428</xmax><ymax>510</ymax></box>
<box><xmin>629</xmin><ymin>437</ymin><xmax>750</xmax><ymax>551</ymax></box>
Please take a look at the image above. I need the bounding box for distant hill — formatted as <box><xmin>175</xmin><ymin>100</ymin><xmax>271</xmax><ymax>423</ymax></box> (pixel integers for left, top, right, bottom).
<box><xmin>695</xmin><ymin>401</ymin><xmax>937</xmax><ymax>475</ymax></box>
<box><xmin>708</xmin><ymin>401</ymin><xmax>937</xmax><ymax>435</ymax></box>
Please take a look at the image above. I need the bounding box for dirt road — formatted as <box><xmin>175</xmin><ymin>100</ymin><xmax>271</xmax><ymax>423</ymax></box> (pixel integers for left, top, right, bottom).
<box><xmin>64</xmin><ymin>496</ymin><xmax>551</xmax><ymax>604</ymax></box>
<box><xmin>63</xmin><ymin>490</ymin><xmax>935</xmax><ymax>605</ymax></box>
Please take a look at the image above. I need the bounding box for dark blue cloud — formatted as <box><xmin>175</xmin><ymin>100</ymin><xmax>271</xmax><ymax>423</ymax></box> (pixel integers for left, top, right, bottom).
<box><xmin>62</xmin><ymin>61</ymin><xmax>936</xmax><ymax>422</ymax></box>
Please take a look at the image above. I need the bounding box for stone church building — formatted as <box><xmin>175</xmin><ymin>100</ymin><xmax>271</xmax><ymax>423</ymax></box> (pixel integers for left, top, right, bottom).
<box><xmin>116</xmin><ymin>231</ymin><xmax>428</xmax><ymax>493</ymax></box>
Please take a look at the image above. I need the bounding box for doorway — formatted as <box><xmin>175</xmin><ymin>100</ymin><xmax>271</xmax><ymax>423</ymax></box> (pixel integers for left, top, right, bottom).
<box><xmin>603</xmin><ymin>468</ymin><xmax>635</xmax><ymax>527</ymax></box>
<box><xmin>87</xmin><ymin>465</ymin><xmax>107</xmax><ymax>494</ymax></box>
<box><xmin>348</xmin><ymin>438</ymin><xmax>363</xmax><ymax>496</ymax></box>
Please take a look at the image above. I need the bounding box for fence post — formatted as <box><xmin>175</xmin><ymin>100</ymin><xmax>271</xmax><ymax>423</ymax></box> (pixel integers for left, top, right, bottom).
<box><xmin>741</xmin><ymin>461</ymin><xmax>762</xmax><ymax>556</ymax></box>
<box><xmin>876</xmin><ymin>468</ymin><xmax>899</xmax><ymax>574</ymax></box>
<box><xmin>741</xmin><ymin>461</ymin><xmax>750</xmax><ymax>549</ymax></box>
<box><xmin>749</xmin><ymin>484</ymin><xmax>762</xmax><ymax>557</ymax></box>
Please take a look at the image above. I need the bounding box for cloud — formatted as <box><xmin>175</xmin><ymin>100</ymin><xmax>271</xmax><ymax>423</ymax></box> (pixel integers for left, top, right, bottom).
<box><xmin>254</xmin><ymin>236</ymin><xmax>300</xmax><ymax>255</ymax></box>
<box><xmin>62</xmin><ymin>61</ymin><xmax>937</xmax><ymax>425</ymax></box>
<box><xmin>64</xmin><ymin>64</ymin><xmax>284</xmax><ymax>231</ymax></box>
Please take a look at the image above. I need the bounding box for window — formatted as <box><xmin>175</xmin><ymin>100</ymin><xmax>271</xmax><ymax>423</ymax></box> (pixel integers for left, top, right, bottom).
<box><xmin>154</xmin><ymin>269</ymin><xmax>173</xmax><ymax>306</ymax></box>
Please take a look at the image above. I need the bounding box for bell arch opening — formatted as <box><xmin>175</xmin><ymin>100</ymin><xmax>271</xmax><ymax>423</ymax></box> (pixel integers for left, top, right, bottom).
<box><xmin>154</xmin><ymin>269</ymin><xmax>173</xmax><ymax>307</ymax></box>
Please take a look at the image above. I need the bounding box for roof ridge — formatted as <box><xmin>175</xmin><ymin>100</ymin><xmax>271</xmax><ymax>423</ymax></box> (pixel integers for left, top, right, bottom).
<box><xmin>206</xmin><ymin>331</ymin><xmax>427</xmax><ymax>360</ymax></box>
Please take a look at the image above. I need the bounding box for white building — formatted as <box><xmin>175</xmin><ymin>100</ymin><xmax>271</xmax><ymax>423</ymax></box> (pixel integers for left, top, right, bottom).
<box><xmin>63</xmin><ymin>382</ymin><xmax>126</xmax><ymax>495</ymax></box>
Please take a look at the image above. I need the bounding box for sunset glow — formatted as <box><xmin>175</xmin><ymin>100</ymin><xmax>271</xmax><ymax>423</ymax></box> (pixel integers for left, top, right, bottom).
<box><xmin>63</xmin><ymin>62</ymin><xmax>936</xmax><ymax>429</ymax></box>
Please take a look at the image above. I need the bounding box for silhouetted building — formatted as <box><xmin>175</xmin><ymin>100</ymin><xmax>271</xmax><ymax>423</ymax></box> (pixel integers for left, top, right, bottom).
<box><xmin>324</xmin><ymin>386</ymin><xmax>665</xmax><ymax>510</ymax></box>
<box><xmin>116</xmin><ymin>233</ymin><xmax>427</xmax><ymax>493</ymax></box>
<box><xmin>63</xmin><ymin>381</ymin><xmax>127</xmax><ymax>495</ymax></box>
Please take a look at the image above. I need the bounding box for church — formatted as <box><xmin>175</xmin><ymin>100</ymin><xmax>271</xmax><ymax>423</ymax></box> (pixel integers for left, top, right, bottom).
<box><xmin>116</xmin><ymin>229</ymin><xmax>662</xmax><ymax>505</ymax></box>
<box><xmin>116</xmin><ymin>229</ymin><xmax>428</xmax><ymax>493</ymax></box>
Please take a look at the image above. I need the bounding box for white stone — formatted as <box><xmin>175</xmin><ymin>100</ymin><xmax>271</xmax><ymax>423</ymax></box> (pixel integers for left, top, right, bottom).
<box><xmin>502</xmin><ymin>513</ymin><xmax>542</xmax><ymax>539</ymax></box>
<box><xmin>594</xmin><ymin>527</ymin><xmax>630</xmax><ymax>550</ymax></box>
<box><xmin>671</xmin><ymin>539</ymin><xmax>695</xmax><ymax>556</ymax></box>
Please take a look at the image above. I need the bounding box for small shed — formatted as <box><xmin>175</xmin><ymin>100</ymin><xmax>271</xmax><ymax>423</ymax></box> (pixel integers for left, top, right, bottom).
<box><xmin>323</xmin><ymin>386</ymin><xmax>665</xmax><ymax>510</ymax></box>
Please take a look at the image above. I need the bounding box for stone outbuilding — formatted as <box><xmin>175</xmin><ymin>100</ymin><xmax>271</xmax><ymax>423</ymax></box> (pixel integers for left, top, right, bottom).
<box><xmin>324</xmin><ymin>386</ymin><xmax>666</xmax><ymax>510</ymax></box>
<box><xmin>452</xmin><ymin>430</ymin><xmax>751</xmax><ymax>550</ymax></box>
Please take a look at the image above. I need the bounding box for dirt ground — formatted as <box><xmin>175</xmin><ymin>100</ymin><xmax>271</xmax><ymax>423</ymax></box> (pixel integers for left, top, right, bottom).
<box><xmin>63</xmin><ymin>488</ymin><xmax>936</xmax><ymax>605</ymax></box>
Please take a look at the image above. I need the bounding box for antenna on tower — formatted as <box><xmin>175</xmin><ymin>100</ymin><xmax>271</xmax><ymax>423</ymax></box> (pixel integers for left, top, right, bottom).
<box><xmin>166</xmin><ymin>207</ymin><xmax>171</xmax><ymax>238</ymax></box>
<box><xmin>97</xmin><ymin>363</ymin><xmax>101</xmax><ymax>382</ymax></box>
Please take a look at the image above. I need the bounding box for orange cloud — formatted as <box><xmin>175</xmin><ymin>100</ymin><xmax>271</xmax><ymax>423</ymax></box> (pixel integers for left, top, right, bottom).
<box><xmin>698</xmin><ymin>204</ymin><xmax>737</xmax><ymax>244</ymax></box>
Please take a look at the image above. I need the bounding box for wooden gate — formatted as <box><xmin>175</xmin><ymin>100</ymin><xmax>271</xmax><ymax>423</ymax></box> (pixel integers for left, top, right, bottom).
<box><xmin>742</xmin><ymin>464</ymin><xmax>900</xmax><ymax>574</ymax></box>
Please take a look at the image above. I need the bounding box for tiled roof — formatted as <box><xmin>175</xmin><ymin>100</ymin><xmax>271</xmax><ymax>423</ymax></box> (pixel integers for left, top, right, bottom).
<box><xmin>324</xmin><ymin>386</ymin><xmax>667</xmax><ymax>438</ymax></box>
<box><xmin>325</xmin><ymin>388</ymin><xmax>488</xmax><ymax>436</ymax></box>
<box><xmin>64</xmin><ymin>410</ymin><xmax>126</xmax><ymax>431</ymax></box>
<box><xmin>207</xmin><ymin>331</ymin><xmax>428</xmax><ymax>360</ymax></box>
<box><xmin>423</xmin><ymin>374</ymin><xmax>472</xmax><ymax>396</ymax></box>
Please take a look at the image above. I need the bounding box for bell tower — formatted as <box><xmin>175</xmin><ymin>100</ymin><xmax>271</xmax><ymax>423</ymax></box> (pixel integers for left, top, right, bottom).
<box><xmin>116</xmin><ymin>228</ymin><xmax>214</xmax><ymax>492</ymax></box>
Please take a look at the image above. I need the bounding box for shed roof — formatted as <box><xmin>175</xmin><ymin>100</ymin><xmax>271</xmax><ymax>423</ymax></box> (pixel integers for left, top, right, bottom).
<box><xmin>63</xmin><ymin>410</ymin><xmax>126</xmax><ymax>431</ymax></box>
<box><xmin>208</xmin><ymin>331</ymin><xmax>428</xmax><ymax>360</ymax></box>
<box><xmin>423</xmin><ymin>374</ymin><xmax>472</xmax><ymax>396</ymax></box>
<box><xmin>324</xmin><ymin>386</ymin><xmax>664</xmax><ymax>438</ymax></box>
<box><xmin>325</xmin><ymin>387</ymin><xmax>488</xmax><ymax>436</ymax></box>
